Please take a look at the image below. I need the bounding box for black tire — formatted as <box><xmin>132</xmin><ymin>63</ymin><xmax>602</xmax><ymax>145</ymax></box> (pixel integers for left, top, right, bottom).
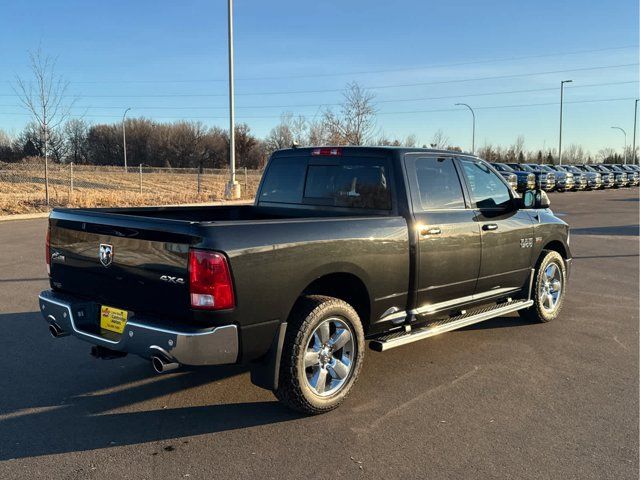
<box><xmin>275</xmin><ymin>295</ymin><xmax>365</xmax><ymax>415</ymax></box>
<box><xmin>519</xmin><ymin>250</ymin><xmax>567</xmax><ymax>323</ymax></box>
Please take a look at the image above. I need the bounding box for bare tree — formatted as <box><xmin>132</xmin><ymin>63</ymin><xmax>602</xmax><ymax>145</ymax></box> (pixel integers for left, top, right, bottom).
<box><xmin>478</xmin><ymin>143</ymin><xmax>503</xmax><ymax>162</ymax></box>
<box><xmin>63</xmin><ymin>119</ymin><xmax>89</xmax><ymax>164</ymax></box>
<box><xmin>430</xmin><ymin>129</ymin><xmax>449</xmax><ymax>149</ymax></box>
<box><xmin>289</xmin><ymin>114</ymin><xmax>308</xmax><ymax>146</ymax></box>
<box><xmin>505</xmin><ymin>135</ymin><xmax>526</xmax><ymax>162</ymax></box>
<box><xmin>597</xmin><ymin>147</ymin><xmax>616</xmax><ymax>163</ymax></box>
<box><xmin>403</xmin><ymin>134</ymin><xmax>418</xmax><ymax>147</ymax></box>
<box><xmin>307</xmin><ymin>120</ymin><xmax>328</xmax><ymax>146</ymax></box>
<box><xmin>376</xmin><ymin>132</ymin><xmax>399</xmax><ymax>146</ymax></box>
<box><xmin>17</xmin><ymin>121</ymin><xmax>66</xmax><ymax>161</ymax></box>
<box><xmin>564</xmin><ymin>144</ymin><xmax>585</xmax><ymax>164</ymax></box>
<box><xmin>14</xmin><ymin>48</ymin><xmax>75</xmax><ymax>204</ymax></box>
<box><xmin>265</xmin><ymin>112</ymin><xmax>309</xmax><ymax>152</ymax></box>
<box><xmin>513</xmin><ymin>135</ymin><xmax>525</xmax><ymax>158</ymax></box>
<box><xmin>0</xmin><ymin>129</ymin><xmax>15</xmax><ymax>162</ymax></box>
<box><xmin>374</xmin><ymin>132</ymin><xmax>416</xmax><ymax>147</ymax></box>
<box><xmin>322</xmin><ymin>82</ymin><xmax>377</xmax><ymax>145</ymax></box>
<box><xmin>0</xmin><ymin>129</ymin><xmax>11</xmax><ymax>146</ymax></box>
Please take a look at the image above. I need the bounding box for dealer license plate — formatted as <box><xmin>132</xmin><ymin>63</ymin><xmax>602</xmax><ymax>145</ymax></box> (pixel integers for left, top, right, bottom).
<box><xmin>100</xmin><ymin>305</ymin><xmax>128</xmax><ymax>334</ymax></box>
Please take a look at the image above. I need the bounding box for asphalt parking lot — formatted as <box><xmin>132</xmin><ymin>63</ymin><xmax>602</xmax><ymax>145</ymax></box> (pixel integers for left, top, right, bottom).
<box><xmin>0</xmin><ymin>188</ymin><xmax>638</xmax><ymax>480</ymax></box>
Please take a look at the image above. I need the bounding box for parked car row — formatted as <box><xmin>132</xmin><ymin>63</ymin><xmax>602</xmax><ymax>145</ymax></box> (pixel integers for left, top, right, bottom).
<box><xmin>491</xmin><ymin>162</ymin><xmax>640</xmax><ymax>192</ymax></box>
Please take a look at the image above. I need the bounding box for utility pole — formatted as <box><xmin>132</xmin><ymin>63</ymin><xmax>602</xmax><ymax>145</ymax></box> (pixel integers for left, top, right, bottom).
<box><xmin>558</xmin><ymin>80</ymin><xmax>573</xmax><ymax>165</ymax></box>
<box><xmin>632</xmin><ymin>99</ymin><xmax>638</xmax><ymax>165</ymax></box>
<box><xmin>122</xmin><ymin>107</ymin><xmax>131</xmax><ymax>171</ymax></box>
<box><xmin>611</xmin><ymin>126</ymin><xmax>627</xmax><ymax>164</ymax></box>
<box><xmin>455</xmin><ymin>103</ymin><xmax>475</xmax><ymax>154</ymax></box>
<box><xmin>225</xmin><ymin>0</ymin><xmax>241</xmax><ymax>199</ymax></box>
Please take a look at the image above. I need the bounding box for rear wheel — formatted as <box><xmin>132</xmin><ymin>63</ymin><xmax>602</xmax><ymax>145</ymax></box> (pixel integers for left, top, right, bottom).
<box><xmin>520</xmin><ymin>250</ymin><xmax>566</xmax><ymax>323</ymax></box>
<box><xmin>275</xmin><ymin>295</ymin><xmax>365</xmax><ymax>414</ymax></box>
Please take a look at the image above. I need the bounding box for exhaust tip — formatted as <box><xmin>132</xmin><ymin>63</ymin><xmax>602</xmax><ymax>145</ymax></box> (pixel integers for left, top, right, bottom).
<box><xmin>48</xmin><ymin>321</ymin><xmax>68</xmax><ymax>338</ymax></box>
<box><xmin>151</xmin><ymin>355</ymin><xmax>179</xmax><ymax>374</ymax></box>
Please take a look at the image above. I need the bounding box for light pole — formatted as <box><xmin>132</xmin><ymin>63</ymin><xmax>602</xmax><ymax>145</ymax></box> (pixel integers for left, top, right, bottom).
<box><xmin>558</xmin><ymin>79</ymin><xmax>572</xmax><ymax>165</ymax></box>
<box><xmin>122</xmin><ymin>107</ymin><xmax>131</xmax><ymax>171</ymax></box>
<box><xmin>632</xmin><ymin>99</ymin><xmax>638</xmax><ymax>165</ymax></box>
<box><xmin>224</xmin><ymin>0</ymin><xmax>241</xmax><ymax>199</ymax></box>
<box><xmin>455</xmin><ymin>103</ymin><xmax>475</xmax><ymax>154</ymax></box>
<box><xmin>611</xmin><ymin>126</ymin><xmax>627</xmax><ymax>164</ymax></box>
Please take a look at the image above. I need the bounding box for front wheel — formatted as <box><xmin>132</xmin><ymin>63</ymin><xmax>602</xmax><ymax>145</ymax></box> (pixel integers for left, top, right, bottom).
<box><xmin>275</xmin><ymin>295</ymin><xmax>365</xmax><ymax>415</ymax></box>
<box><xmin>520</xmin><ymin>250</ymin><xmax>567</xmax><ymax>323</ymax></box>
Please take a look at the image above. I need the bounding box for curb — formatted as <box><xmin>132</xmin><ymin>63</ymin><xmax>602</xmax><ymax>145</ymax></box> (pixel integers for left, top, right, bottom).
<box><xmin>0</xmin><ymin>212</ymin><xmax>50</xmax><ymax>222</ymax></box>
<box><xmin>0</xmin><ymin>200</ymin><xmax>253</xmax><ymax>222</ymax></box>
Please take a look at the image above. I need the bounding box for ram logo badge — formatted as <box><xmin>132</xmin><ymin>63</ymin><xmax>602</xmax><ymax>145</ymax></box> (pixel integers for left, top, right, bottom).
<box><xmin>99</xmin><ymin>244</ymin><xmax>113</xmax><ymax>267</ymax></box>
<box><xmin>160</xmin><ymin>275</ymin><xmax>185</xmax><ymax>285</ymax></box>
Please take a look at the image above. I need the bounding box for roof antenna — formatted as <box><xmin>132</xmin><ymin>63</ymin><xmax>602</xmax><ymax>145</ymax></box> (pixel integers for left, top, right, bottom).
<box><xmin>291</xmin><ymin>141</ymin><xmax>300</xmax><ymax>149</ymax></box>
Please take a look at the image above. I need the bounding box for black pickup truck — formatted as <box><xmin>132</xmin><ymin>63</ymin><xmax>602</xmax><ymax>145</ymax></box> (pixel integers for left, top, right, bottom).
<box><xmin>40</xmin><ymin>147</ymin><xmax>571</xmax><ymax>414</ymax></box>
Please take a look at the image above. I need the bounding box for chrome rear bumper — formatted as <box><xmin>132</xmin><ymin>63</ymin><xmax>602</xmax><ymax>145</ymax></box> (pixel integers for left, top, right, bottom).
<box><xmin>38</xmin><ymin>290</ymin><xmax>238</xmax><ymax>366</ymax></box>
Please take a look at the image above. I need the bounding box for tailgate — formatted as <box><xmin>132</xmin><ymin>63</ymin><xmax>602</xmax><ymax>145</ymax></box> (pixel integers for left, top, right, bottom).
<box><xmin>48</xmin><ymin>210</ymin><xmax>203</xmax><ymax>320</ymax></box>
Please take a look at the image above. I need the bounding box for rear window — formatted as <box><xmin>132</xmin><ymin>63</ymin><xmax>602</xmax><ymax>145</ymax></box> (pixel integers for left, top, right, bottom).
<box><xmin>260</xmin><ymin>157</ymin><xmax>392</xmax><ymax>210</ymax></box>
<box><xmin>304</xmin><ymin>164</ymin><xmax>391</xmax><ymax>209</ymax></box>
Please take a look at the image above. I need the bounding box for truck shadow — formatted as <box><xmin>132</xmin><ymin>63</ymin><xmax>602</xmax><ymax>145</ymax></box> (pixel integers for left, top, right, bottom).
<box><xmin>457</xmin><ymin>313</ymin><xmax>539</xmax><ymax>331</ymax></box>
<box><xmin>0</xmin><ymin>311</ymin><xmax>302</xmax><ymax>460</ymax></box>
<box><xmin>0</xmin><ymin>308</ymin><xmax>560</xmax><ymax>460</ymax></box>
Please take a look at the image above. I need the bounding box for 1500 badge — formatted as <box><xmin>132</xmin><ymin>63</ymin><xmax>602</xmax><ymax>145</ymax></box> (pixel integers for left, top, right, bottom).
<box><xmin>520</xmin><ymin>237</ymin><xmax>534</xmax><ymax>248</ymax></box>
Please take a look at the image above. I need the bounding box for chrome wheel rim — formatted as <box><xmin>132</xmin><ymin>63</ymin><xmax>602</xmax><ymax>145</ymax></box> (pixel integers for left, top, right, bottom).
<box><xmin>539</xmin><ymin>262</ymin><xmax>562</xmax><ymax>313</ymax></box>
<box><xmin>303</xmin><ymin>317</ymin><xmax>355</xmax><ymax>397</ymax></box>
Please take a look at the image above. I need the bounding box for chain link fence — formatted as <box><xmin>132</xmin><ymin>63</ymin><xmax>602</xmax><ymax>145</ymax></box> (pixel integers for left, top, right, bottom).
<box><xmin>0</xmin><ymin>161</ymin><xmax>263</xmax><ymax>215</ymax></box>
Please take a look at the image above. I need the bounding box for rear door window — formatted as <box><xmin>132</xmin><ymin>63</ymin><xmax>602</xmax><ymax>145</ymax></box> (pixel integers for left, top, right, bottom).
<box><xmin>412</xmin><ymin>157</ymin><xmax>466</xmax><ymax>210</ymax></box>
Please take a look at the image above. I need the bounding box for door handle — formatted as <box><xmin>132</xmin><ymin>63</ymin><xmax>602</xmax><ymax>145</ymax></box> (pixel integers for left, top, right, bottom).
<box><xmin>419</xmin><ymin>227</ymin><xmax>441</xmax><ymax>236</ymax></box>
<box><xmin>482</xmin><ymin>223</ymin><xmax>498</xmax><ymax>231</ymax></box>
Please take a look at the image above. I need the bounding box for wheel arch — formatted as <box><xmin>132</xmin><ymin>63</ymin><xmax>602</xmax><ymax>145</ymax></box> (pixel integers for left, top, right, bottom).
<box><xmin>250</xmin><ymin>268</ymin><xmax>372</xmax><ymax>392</ymax></box>
<box><xmin>541</xmin><ymin>239</ymin><xmax>568</xmax><ymax>260</ymax></box>
<box><xmin>295</xmin><ymin>272</ymin><xmax>371</xmax><ymax>332</ymax></box>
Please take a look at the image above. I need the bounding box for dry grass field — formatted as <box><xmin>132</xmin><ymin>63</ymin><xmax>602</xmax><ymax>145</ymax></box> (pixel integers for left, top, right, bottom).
<box><xmin>0</xmin><ymin>162</ymin><xmax>262</xmax><ymax>215</ymax></box>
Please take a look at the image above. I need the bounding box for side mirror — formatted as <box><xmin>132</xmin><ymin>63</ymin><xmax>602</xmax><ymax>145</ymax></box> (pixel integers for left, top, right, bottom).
<box><xmin>536</xmin><ymin>190</ymin><xmax>551</xmax><ymax>208</ymax></box>
<box><xmin>519</xmin><ymin>190</ymin><xmax>550</xmax><ymax>209</ymax></box>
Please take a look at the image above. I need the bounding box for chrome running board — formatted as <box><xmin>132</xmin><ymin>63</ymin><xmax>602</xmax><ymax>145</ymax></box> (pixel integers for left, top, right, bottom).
<box><xmin>369</xmin><ymin>299</ymin><xmax>533</xmax><ymax>352</ymax></box>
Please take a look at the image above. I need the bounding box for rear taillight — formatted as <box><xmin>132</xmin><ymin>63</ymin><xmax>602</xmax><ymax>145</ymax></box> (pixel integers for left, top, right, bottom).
<box><xmin>45</xmin><ymin>227</ymin><xmax>51</xmax><ymax>276</ymax></box>
<box><xmin>188</xmin><ymin>249</ymin><xmax>235</xmax><ymax>310</ymax></box>
<box><xmin>311</xmin><ymin>147</ymin><xmax>342</xmax><ymax>156</ymax></box>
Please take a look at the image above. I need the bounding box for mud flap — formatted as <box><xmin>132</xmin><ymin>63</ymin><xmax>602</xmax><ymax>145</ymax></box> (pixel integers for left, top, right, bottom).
<box><xmin>249</xmin><ymin>322</ymin><xmax>287</xmax><ymax>391</ymax></box>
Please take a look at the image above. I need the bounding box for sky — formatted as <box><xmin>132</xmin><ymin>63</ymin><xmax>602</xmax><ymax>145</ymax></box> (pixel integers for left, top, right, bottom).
<box><xmin>0</xmin><ymin>0</ymin><xmax>638</xmax><ymax>154</ymax></box>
